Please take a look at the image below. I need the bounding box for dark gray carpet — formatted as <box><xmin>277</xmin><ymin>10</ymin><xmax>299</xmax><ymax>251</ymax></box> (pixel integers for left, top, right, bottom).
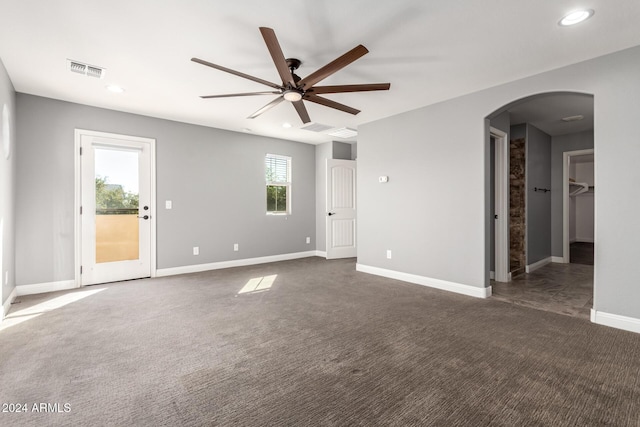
<box><xmin>1</xmin><ymin>257</ymin><xmax>640</xmax><ymax>426</ymax></box>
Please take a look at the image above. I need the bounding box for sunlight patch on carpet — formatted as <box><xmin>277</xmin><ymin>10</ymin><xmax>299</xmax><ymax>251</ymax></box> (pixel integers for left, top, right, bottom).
<box><xmin>1</xmin><ymin>288</ymin><xmax>106</xmax><ymax>332</ymax></box>
<box><xmin>237</xmin><ymin>275</ymin><xmax>277</xmax><ymax>295</ymax></box>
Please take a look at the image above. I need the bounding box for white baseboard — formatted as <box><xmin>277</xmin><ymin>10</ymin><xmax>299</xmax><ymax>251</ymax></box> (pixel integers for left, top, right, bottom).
<box><xmin>591</xmin><ymin>309</ymin><xmax>640</xmax><ymax>334</ymax></box>
<box><xmin>551</xmin><ymin>256</ymin><xmax>565</xmax><ymax>263</ymax></box>
<box><xmin>356</xmin><ymin>264</ymin><xmax>491</xmax><ymax>299</ymax></box>
<box><xmin>1</xmin><ymin>287</ymin><xmax>18</xmax><ymax>320</ymax></box>
<box><xmin>315</xmin><ymin>251</ymin><xmax>327</xmax><ymax>258</ymax></box>
<box><xmin>156</xmin><ymin>251</ymin><xmax>321</xmax><ymax>277</ymax></box>
<box><xmin>526</xmin><ymin>257</ymin><xmax>552</xmax><ymax>273</ymax></box>
<box><xmin>16</xmin><ymin>280</ymin><xmax>78</xmax><ymax>297</ymax></box>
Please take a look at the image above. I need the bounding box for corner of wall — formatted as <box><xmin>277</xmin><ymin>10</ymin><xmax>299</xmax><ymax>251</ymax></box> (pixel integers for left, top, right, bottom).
<box><xmin>0</xmin><ymin>56</ymin><xmax>17</xmax><ymax>311</ymax></box>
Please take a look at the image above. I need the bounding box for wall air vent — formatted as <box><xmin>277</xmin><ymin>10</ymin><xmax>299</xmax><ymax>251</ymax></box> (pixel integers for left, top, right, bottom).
<box><xmin>301</xmin><ymin>122</ymin><xmax>334</xmax><ymax>133</ymax></box>
<box><xmin>67</xmin><ymin>60</ymin><xmax>105</xmax><ymax>79</ymax></box>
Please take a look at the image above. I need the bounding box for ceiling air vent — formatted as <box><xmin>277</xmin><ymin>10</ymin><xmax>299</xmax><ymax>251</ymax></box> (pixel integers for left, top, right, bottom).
<box><xmin>326</xmin><ymin>127</ymin><xmax>358</xmax><ymax>138</ymax></box>
<box><xmin>67</xmin><ymin>60</ymin><xmax>105</xmax><ymax>79</ymax></box>
<box><xmin>561</xmin><ymin>114</ymin><xmax>584</xmax><ymax>122</ymax></box>
<box><xmin>301</xmin><ymin>122</ymin><xmax>334</xmax><ymax>133</ymax></box>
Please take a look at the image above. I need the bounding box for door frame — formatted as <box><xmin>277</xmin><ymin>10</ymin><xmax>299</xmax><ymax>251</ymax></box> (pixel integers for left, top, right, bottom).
<box><xmin>491</xmin><ymin>127</ymin><xmax>510</xmax><ymax>282</ymax></box>
<box><xmin>325</xmin><ymin>159</ymin><xmax>357</xmax><ymax>259</ymax></box>
<box><xmin>562</xmin><ymin>148</ymin><xmax>594</xmax><ymax>263</ymax></box>
<box><xmin>74</xmin><ymin>129</ymin><xmax>157</xmax><ymax>287</ymax></box>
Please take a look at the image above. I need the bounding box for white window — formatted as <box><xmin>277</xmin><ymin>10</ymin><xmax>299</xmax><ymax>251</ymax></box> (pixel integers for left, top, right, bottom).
<box><xmin>265</xmin><ymin>153</ymin><xmax>291</xmax><ymax>214</ymax></box>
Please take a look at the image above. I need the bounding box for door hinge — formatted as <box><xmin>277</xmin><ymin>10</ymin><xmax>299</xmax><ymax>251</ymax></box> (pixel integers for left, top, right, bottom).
<box><xmin>80</xmin><ymin>266</ymin><xmax>83</xmax><ymax>274</ymax></box>
<box><xmin>79</xmin><ymin>146</ymin><xmax>83</xmax><ymax>155</ymax></box>
<box><xmin>80</xmin><ymin>206</ymin><xmax>83</xmax><ymax>215</ymax></box>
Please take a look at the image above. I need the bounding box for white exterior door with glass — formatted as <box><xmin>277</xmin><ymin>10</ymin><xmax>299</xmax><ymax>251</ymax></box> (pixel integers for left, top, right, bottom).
<box><xmin>78</xmin><ymin>130</ymin><xmax>154</xmax><ymax>285</ymax></box>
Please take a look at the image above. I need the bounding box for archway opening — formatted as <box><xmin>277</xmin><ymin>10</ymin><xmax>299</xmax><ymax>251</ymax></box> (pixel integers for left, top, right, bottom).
<box><xmin>486</xmin><ymin>91</ymin><xmax>594</xmax><ymax>318</ymax></box>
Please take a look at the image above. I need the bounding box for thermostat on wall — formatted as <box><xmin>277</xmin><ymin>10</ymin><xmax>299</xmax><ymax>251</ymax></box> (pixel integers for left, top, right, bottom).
<box><xmin>379</xmin><ymin>176</ymin><xmax>389</xmax><ymax>183</ymax></box>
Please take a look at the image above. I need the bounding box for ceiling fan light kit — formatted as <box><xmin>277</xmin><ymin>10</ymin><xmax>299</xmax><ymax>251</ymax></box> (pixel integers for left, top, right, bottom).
<box><xmin>192</xmin><ymin>27</ymin><xmax>390</xmax><ymax>124</ymax></box>
<box><xmin>282</xmin><ymin>89</ymin><xmax>303</xmax><ymax>102</ymax></box>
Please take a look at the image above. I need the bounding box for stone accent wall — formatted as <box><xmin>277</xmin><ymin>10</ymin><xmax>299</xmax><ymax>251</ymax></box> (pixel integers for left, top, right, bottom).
<box><xmin>510</xmin><ymin>138</ymin><xmax>526</xmax><ymax>274</ymax></box>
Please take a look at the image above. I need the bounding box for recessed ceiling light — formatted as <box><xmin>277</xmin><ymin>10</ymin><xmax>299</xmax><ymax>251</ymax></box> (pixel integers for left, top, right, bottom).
<box><xmin>559</xmin><ymin>9</ymin><xmax>594</xmax><ymax>26</ymax></box>
<box><xmin>282</xmin><ymin>122</ymin><xmax>292</xmax><ymax>128</ymax></box>
<box><xmin>105</xmin><ymin>84</ymin><xmax>125</xmax><ymax>93</ymax></box>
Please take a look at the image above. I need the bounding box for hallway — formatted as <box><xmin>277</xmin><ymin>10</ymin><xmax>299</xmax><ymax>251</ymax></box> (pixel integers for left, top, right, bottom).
<box><xmin>491</xmin><ymin>263</ymin><xmax>593</xmax><ymax>319</ymax></box>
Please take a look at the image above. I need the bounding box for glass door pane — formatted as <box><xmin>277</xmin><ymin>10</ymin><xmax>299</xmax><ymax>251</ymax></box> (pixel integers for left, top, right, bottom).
<box><xmin>94</xmin><ymin>148</ymin><xmax>139</xmax><ymax>263</ymax></box>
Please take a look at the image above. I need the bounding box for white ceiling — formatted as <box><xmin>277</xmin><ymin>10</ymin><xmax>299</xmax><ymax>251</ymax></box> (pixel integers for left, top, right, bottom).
<box><xmin>508</xmin><ymin>93</ymin><xmax>594</xmax><ymax>136</ymax></box>
<box><xmin>1</xmin><ymin>0</ymin><xmax>639</xmax><ymax>144</ymax></box>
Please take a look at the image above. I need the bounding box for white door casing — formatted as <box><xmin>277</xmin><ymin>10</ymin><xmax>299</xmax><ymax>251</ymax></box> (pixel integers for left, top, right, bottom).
<box><xmin>563</xmin><ymin>148</ymin><xmax>595</xmax><ymax>263</ymax></box>
<box><xmin>326</xmin><ymin>159</ymin><xmax>357</xmax><ymax>259</ymax></box>
<box><xmin>76</xmin><ymin>129</ymin><xmax>155</xmax><ymax>286</ymax></box>
<box><xmin>491</xmin><ymin>127</ymin><xmax>509</xmax><ymax>282</ymax></box>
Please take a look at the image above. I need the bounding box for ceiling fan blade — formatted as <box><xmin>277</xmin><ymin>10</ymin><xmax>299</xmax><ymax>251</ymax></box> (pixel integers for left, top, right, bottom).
<box><xmin>191</xmin><ymin>57</ymin><xmax>281</xmax><ymax>90</ymax></box>
<box><xmin>310</xmin><ymin>83</ymin><xmax>390</xmax><ymax>94</ymax></box>
<box><xmin>259</xmin><ymin>27</ymin><xmax>296</xmax><ymax>87</ymax></box>
<box><xmin>292</xmin><ymin>100</ymin><xmax>311</xmax><ymax>124</ymax></box>
<box><xmin>298</xmin><ymin>45</ymin><xmax>369</xmax><ymax>90</ymax></box>
<box><xmin>304</xmin><ymin>94</ymin><xmax>360</xmax><ymax>115</ymax></box>
<box><xmin>200</xmin><ymin>91</ymin><xmax>281</xmax><ymax>99</ymax></box>
<box><xmin>248</xmin><ymin>96</ymin><xmax>285</xmax><ymax>119</ymax></box>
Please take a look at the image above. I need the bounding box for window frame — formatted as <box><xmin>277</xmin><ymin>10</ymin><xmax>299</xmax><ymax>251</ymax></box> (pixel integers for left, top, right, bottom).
<box><xmin>265</xmin><ymin>153</ymin><xmax>292</xmax><ymax>215</ymax></box>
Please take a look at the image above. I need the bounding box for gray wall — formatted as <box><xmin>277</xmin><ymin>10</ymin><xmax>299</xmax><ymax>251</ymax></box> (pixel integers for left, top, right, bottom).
<box><xmin>15</xmin><ymin>94</ymin><xmax>316</xmax><ymax>285</ymax></box>
<box><xmin>511</xmin><ymin>123</ymin><xmax>526</xmax><ymax>140</ymax></box>
<box><xmin>551</xmin><ymin>130</ymin><xmax>594</xmax><ymax>256</ymax></box>
<box><xmin>359</xmin><ymin>45</ymin><xmax>640</xmax><ymax>320</ymax></box>
<box><xmin>332</xmin><ymin>141</ymin><xmax>352</xmax><ymax>161</ymax></box>
<box><xmin>0</xmin><ymin>58</ymin><xmax>16</xmax><ymax>307</ymax></box>
<box><xmin>526</xmin><ymin>124</ymin><xmax>551</xmax><ymax>265</ymax></box>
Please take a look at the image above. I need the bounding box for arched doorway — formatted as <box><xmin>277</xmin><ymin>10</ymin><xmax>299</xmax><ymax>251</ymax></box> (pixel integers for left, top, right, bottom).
<box><xmin>486</xmin><ymin>92</ymin><xmax>594</xmax><ymax>318</ymax></box>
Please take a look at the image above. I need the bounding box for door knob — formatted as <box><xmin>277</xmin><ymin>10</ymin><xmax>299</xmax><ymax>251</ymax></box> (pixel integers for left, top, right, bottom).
<box><xmin>328</xmin><ymin>212</ymin><xmax>336</xmax><ymax>216</ymax></box>
<box><xmin>138</xmin><ymin>215</ymin><xmax>149</xmax><ymax>220</ymax></box>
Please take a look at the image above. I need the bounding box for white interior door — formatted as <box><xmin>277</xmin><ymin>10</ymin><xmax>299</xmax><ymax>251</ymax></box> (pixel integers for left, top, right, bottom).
<box><xmin>326</xmin><ymin>159</ymin><xmax>357</xmax><ymax>259</ymax></box>
<box><xmin>79</xmin><ymin>131</ymin><xmax>153</xmax><ymax>285</ymax></box>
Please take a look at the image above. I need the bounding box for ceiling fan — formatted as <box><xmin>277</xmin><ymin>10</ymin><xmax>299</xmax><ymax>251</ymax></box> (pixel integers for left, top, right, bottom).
<box><xmin>191</xmin><ymin>27</ymin><xmax>390</xmax><ymax>124</ymax></box>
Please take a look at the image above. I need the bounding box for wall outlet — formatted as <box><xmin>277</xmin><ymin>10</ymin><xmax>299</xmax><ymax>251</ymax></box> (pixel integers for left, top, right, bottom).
<box><xmin>306</xmin><ymin>237</ymin><xmax>311</xmax><ymax>244</ymax></box>
<box><xmin>165</xmin><ymin>200</ymin><xmax>172</xmax><ymax>209</ymax></box>
<box><xmin>193</xmin><ymin>246</ymin><xmax>199</xmax><ymax>255</ymax></box>
<box><xmin>234</xmin><ymin>243</ymin><xmax>239</xmax><ymax>251</ymax></box>
<box><xmin>386</xmin><ymin>250</ymin><xmax>392</xmax><ymax>259</ymax></box>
